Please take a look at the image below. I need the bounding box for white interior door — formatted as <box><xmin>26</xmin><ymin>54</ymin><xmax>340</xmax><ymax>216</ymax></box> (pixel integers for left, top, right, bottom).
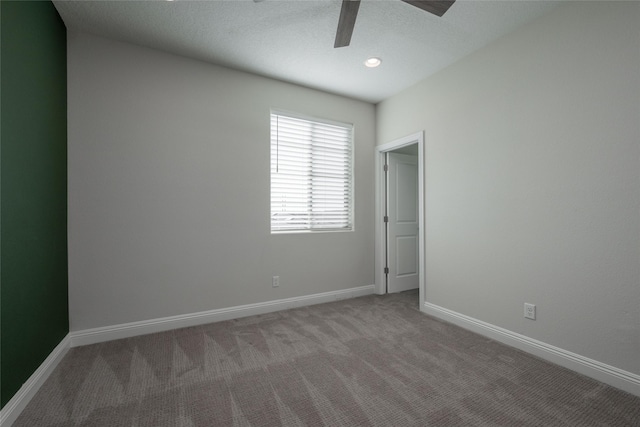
<box><xmin>388</xmin><ymin>152</ymin><xmax>419</xmax><ymax>293</ymax></box>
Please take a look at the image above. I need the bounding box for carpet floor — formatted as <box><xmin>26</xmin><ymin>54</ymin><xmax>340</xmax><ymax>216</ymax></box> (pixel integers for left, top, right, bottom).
<box><xmin>14</xmin><ymin>290</ymin><xmax>640</xmax><ymax>426</ymax></box>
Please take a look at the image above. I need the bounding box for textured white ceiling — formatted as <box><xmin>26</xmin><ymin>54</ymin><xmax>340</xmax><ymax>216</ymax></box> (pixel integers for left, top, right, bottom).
<box><xmin>53</xmin><ymin>0</ymin><xmax>561</xmax><ymax>103</ymax></box>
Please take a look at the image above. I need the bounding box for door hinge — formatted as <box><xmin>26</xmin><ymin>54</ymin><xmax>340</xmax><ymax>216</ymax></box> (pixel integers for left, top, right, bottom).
<box><xmin>384</xmin><ymin>267</ymin><xmax>389</xmax><ymax>275</ymax></box>
<box><xmin>384</xmin><ymin>215</ymin><xmax>389</xmax><ymax>223</ymax></box>
<box><xmin>383</xmin><ymin>164</ymin><xmax>388</xmax><ymax>172</ymax></box>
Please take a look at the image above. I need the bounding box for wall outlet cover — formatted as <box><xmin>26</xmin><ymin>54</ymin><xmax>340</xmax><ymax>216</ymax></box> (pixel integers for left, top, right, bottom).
<box><xmin>524</xmin><ymin>303</ymin><xmax>536</xmax><ymax>320</ymax></box>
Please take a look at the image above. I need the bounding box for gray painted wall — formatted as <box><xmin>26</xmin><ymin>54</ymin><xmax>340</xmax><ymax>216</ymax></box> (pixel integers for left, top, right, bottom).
<box><xmin>67</xmin><ymin>32</ymin><xmax>376</xmax><ymax>331</ymax></box>
<box><xmin>377</xmin><ymin>1</ymin><xmax>639</xmax><ymax>375</ymax></box>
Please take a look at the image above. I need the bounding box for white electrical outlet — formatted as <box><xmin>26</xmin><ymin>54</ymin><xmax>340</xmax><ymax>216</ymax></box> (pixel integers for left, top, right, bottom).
<box><xmin>524</xmin><ymin>303</ymin><xmax>536</xmax><ymax>320</ymax></box>
<box><xmin>272</xmin><ymin>276</ymin><xmax>280</xmax><ymax>288</ymax></box>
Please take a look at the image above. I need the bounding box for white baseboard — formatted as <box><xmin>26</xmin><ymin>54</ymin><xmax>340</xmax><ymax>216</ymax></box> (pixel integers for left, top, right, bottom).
<box><xmin>0</xmin><ymin>335</ymin><xmax>71</xmax><ymax>427</ymax></box>
<box><xmin>423</xmin><ymin>302</ymin><xmax>640</xmax><ymax>397</ymax></box>
<box><xmin>70</xmin><ymin>285</ymin><xmax>375</xmax><ymax>347</ymax></box>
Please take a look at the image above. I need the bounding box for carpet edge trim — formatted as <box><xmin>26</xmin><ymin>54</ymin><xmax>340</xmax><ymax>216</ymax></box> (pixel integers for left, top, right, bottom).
<box><xmin>423</xmin><ymin>302</ymin><xmax>640</xmax><ymax>397</ymax></box>
<box><xmin>69</xmin><ymin>285</ymin><xmax>375</xmax><ymax>347</ymax></box>
<box><xmin>0</xmin><ymin>335</ymin><xmax>71</xmax><ymax>427</ymax></box>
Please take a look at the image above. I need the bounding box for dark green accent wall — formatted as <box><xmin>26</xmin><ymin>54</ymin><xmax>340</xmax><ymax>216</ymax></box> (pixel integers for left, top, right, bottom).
<box><xmin>1</xmin><ymin>0</ymin><xmax>68</xmax><ymax>409</ymax></box>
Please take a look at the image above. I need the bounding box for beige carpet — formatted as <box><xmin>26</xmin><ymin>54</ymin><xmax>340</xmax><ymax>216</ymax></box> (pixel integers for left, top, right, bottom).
<box><xmin>14</xmin><ymin>290</ymin><xmax>640</xmax><ymax>426</ymax></box>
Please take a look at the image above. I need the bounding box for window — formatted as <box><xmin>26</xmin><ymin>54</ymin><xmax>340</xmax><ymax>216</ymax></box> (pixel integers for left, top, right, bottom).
<box><xmin>270</xmin><ymin>111</ymin><xmax>353</xmax><ymax>233</ymax></box>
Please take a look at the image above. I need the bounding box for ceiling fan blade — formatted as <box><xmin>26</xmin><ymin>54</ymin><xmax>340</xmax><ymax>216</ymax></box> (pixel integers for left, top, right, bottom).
<box><xmin>401</xmin><ymin>0</ymin><xmax>455</xmax><ymax>17</ymax></box>
<box><xmin>334</xmin><ymin>0</ymin><xmax>361</xmax><ymax>48</ymax></box>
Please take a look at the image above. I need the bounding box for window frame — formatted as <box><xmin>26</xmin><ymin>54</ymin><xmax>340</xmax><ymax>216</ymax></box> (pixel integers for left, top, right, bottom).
<box><xmin>270</xmin><ymin>109</ymin><xmax>355</xmax><ymax>234</ymax></box>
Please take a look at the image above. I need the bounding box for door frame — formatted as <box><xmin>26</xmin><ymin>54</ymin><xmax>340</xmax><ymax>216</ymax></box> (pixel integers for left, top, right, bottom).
<box><xmin>375</xmin><ymin>132</ymin><xmax>425</xmax><ymax>305</ymax></box>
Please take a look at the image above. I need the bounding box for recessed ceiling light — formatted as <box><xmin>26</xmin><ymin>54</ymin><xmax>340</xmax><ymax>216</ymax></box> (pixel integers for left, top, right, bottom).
<box><xmin>364</xmin><ymin>57</ymin><xmax>382</xmax><ymax>68</ymax></box>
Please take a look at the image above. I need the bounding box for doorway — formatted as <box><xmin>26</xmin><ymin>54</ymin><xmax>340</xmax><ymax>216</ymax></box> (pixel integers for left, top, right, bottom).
<box><xmin>375</xmin><ymin>132</ymin><xmax>425</xmax><ymax>307</ymax></box>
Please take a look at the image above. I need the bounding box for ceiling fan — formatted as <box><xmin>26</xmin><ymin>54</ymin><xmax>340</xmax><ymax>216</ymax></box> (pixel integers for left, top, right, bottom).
<box><xmin>334</xmin><ymin>0</ymin><xmax>456</xmax><ymax>48</ymax></box>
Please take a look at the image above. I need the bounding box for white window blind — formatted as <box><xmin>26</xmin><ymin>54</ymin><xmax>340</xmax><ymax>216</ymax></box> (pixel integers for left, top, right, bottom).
<box><xmin>271</xmin><ymin>112</ymin><xmax>353</xmax><ymax>232</ymax></box>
